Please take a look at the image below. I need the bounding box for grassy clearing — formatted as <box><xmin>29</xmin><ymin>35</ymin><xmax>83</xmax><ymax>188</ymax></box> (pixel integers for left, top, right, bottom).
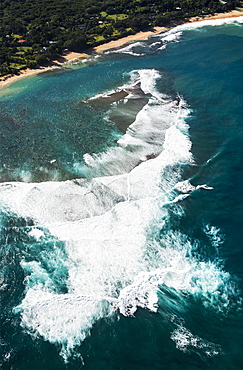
<box><xmin>111</xmin><ymin>30</ymin><xmax>121</xmax><ymax>36</ymax></box>
<box><xmin>12</xmin><ymin>34</ymin><xmax>23</xmax><ymax>39</ymax></box>
<box><xmin>17</xmin><ymin>46</ymin><xmax>32</xmax><ymax>52</ymax></box>
<box><xmin>107</xmin><ymin>14</ymin><xmax>128</xmax><ymax>20</ymax></box>
<box><xmin>100</xmin><ymin>12</ymin><xmax>128</xmax><ymax>20</ymax></box>
<box><xmin>10</xmin><ymin>63</ymin><xmax>27</xmax><ymax>69</ymax></box>
<box><xmin>87</xmin><ymin>35</ymin><xmax>106</xmax><ymax>44</ymax></box>
<box><xmin>135</xmin><ymin>6</ymin><xmax>149</xmax><ymax>12</ymax></box>
<box><xmin>98</xmin><ymin>23</ymin><xmax>111</xmax><ymax>28</ymax></box>
<box><xmin>94</xmin><ymin>35</ymin><xmax>106</xmax><ymax>42</ymax></box>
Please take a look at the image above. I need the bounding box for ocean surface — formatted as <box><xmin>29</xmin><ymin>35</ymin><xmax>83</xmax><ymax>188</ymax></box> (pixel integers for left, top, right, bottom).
<box><xmin>1</xmin><ymin>17</ymin><xmax>243</xmax><ymax>369</ymax></box>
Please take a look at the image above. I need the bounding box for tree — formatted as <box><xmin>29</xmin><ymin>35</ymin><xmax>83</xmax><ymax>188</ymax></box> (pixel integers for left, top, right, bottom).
<box><xmin>102</xmin><ymin>25</ymin><xmax>114</xmax><ymax>38</ymax></box>
<box><xmin>130</xmin><ymin>15</ymin><xmax>150</xmax><ymax>32</ymax></box>
<box><xmin>35</xmin><ymin>54</ymin><xmax>49</xmax><ymax>66</ymax></box>
<box><xmin>64</xmin><ymin>33</ymin><xmax>87</xmax><ymax>52</ymax></box>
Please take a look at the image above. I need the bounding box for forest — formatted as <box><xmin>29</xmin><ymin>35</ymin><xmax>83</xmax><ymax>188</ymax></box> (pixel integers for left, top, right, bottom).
<box><xmin>0</xmin><ymin>0</ymin><xmax>241</xmax><ymax>75</ymax></box>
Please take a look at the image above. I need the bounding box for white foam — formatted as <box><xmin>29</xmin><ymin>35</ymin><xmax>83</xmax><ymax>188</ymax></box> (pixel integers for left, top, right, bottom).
<box><xmin>87</xmin><ymin>68</ymin><xmax>163</xmax><ymax>103</ymax></box>
<box><xmin>0</xmin><ymin>100</ymin><xmax>194</xmax><ymax>357</ymax></box>
<box><xmin>110</xmin><ymin>17</ymin><xmax>243</xmax><ymax>58</ymax></box>
<box><xmin>175</xmin><ymin>180</ymin><xmax>196</xmax><ymax>193</ymax></box>
<box><xmin>13</xmin><ymin>216</ymin><xmax>234</xmax><ymax>359</ymax></box>
<box><xmin>0</xmin><ymin>67</ymin><xmax>237</xmax><ymax>360</ymax></box>
<box><xmin>204</xmin><ymin>224</ymin><xmax>224</xmax><ymax>250</ymax></box>
<box><xmin>107</xmin><ymin>41</ymin><xmax>146</xmax><ymax>56</ymax></box>
<box><xmin>15</xmin><ymin>289</ymin><xmax>116</xmax><ymax>361</ymax></box>
<box><xmin>3</xmin><ymin>170</ymin><xmax>234</xmax><ymax>359</ymax></box>
<box><xmin>169</xmin><ymin>193</ymin><xmax>190</xmax><ymax>203</ymax></box>
<box><xmin>0</xmin><ymin>177</ymin><xmax>127</xmax><ymax>224</ymax></box>
<box><xmin>0</xmin><ymin>86</ymin><xmax>192</xmax><ymax>225</ymax></box>
<box><xmin>82</xmin><ymin>70</ymin><xmax>191</xmax><ymax>178</ymax></box>
<box><xmin>116</xmin><ymin>230</ymin><xmax>234</xmax><ymax>317</ymax></box>
<box><xmin>175</xmin><ymin>180</ymin><xmax>214</xmax><ymax>193</ymax></box>
<box><xmin>137</xmin><ymin>69</ymin><xmax>162</xmax><ymax>97</ymax></box>
<box><xmin>176</xmin><ymin>15</ymin><xmax>243</xmax><ymax>31</ymax></box>
<box><xmin>28</xmin><ymin>228</ymin><xmax>45</xmax><ymax>240</ymax></box>
<box><xmin>171</xmin><ymin>324</ymin><xmax>222</xmax><ymax>357</ymax></box>
<box><xmin>159</xmin><ymin>16</ymin><xmax>243</xmax><ymax>45</ymax></box>
<box><xmin>114</xmin><ymin>17</ymin><xmax>243</xmax><ymax>56</ymax></box>
<box><xmin>159</xmin><ymin>31</ymin><xmax>183</xmax><ymax>46</ymax></box>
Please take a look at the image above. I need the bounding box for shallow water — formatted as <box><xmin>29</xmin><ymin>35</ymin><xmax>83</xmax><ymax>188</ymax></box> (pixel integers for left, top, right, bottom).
<box><xmin>1</xmin><ymin>17</ymin><xmax>243</xmax><ymax>369</ymax></box>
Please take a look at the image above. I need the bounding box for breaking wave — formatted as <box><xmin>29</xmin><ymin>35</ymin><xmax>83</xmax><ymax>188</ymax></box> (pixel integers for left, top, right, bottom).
<box><xmin>107</xmin><ymin>16</ymin><xmax>243</xmax><ymax>57</ymax></box>
<box><xmin>0</xmin><ymin>68</ymin><xmax>239</xmax><ymax>361</ymax></box>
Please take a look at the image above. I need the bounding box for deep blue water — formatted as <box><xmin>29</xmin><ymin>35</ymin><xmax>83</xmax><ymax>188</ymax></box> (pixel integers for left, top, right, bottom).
<box><xmin>1</xmin><ymin>17</ymin><xmax>243</xmax><ymax>369</ymax></box>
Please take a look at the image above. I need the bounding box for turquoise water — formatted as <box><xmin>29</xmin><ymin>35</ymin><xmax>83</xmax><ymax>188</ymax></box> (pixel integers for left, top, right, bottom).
<box><xmin>1</xmin><ymin>17</ymin><xmax>243</xmax><ymax>369</ymax></box>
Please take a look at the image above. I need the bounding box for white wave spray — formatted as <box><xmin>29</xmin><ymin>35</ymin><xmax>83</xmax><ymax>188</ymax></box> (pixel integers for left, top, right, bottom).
<box><xmin>0</xmin><ymin>68</ymin><xmax>237</xmax><ymax>360</ymax></box>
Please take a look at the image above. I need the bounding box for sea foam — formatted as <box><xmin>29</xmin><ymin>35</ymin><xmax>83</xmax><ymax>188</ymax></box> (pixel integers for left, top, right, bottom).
<box><xmin>0</xmin><ymin>68</ymin><xmax>237</xmax><ymax>360</ymax></box>
<box><xmin>171</xmin><ymin>324</ymin><xmax>222</xmax><ymax>358</ymax></box>
<box><xmin>111</xmin><ymin>16</ymin><xmax>243</xmax><ymax>57</ymax></box>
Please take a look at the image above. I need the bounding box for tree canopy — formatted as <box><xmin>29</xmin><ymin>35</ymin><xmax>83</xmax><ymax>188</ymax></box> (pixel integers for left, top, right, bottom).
<box><xmin>0</xmin><ymin>0</ymin><xmax>241</xmax><ymax>75</ymax></box>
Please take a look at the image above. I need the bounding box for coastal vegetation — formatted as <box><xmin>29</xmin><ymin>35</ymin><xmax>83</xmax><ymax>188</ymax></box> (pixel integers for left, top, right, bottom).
<box><xmin>0</xmin><ymin>0</ymin><xmax>241</xmax><ymax>76</ymax></box>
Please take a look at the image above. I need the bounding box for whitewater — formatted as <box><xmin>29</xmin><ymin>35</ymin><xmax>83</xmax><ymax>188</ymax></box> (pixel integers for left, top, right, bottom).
<box><xmin>1</xmin><ymin>17</ymin><xmax>243</xmax><ymax>369</ymax></box>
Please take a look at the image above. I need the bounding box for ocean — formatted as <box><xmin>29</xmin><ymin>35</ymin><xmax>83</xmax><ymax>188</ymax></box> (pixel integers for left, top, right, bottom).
<box><xmin>1</xmin><ymin>17</ymin><xmax>243</xmax><ymax>369</ymax></box>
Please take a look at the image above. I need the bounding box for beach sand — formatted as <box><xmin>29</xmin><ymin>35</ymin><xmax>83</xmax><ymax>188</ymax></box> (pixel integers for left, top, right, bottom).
<box><xmin>0</xmin><ymin>51</ymin><xmax>89</xmax><ymax>89</ymax></box>
<box><xmin>1</xmin><ymin>9</ymin><xmax>243</xmax><ymax>89</ymax></box>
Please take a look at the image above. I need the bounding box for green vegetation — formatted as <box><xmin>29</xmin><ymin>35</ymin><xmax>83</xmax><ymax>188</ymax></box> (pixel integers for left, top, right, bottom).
<box><xmin>0</xmin><ymin>0</ymin><xmax>241</xmax><ymax>76</ymax></box>
<box><xmin>104</xmin><ymin>13</ymin><xmax>129</xmax><ymax>21</ymax></box>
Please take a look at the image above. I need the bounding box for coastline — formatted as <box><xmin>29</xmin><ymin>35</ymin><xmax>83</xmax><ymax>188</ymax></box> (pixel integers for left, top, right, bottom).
<box><xmin>0</xmin><ymin>9</ymin><xmax>243</xmax><ymax>90</ymax></box>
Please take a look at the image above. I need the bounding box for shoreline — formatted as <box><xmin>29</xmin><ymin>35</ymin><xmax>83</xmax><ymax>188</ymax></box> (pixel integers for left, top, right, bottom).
<box><xmin>0</xmin><ymin>9</ymin><xmax>243</xmax><ymax>89</ymax></box>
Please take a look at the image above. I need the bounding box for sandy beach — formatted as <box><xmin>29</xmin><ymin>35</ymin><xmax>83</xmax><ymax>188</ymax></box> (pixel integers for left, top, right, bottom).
<box><xmin>0</xmin><ymin>9</ymin><xmax>242</xmax><ymax>89</ymax></box>
<box><xmin>0</xmin><ymin>50</ymin><xmax>89</xmax><ymax>89</ymax></box>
